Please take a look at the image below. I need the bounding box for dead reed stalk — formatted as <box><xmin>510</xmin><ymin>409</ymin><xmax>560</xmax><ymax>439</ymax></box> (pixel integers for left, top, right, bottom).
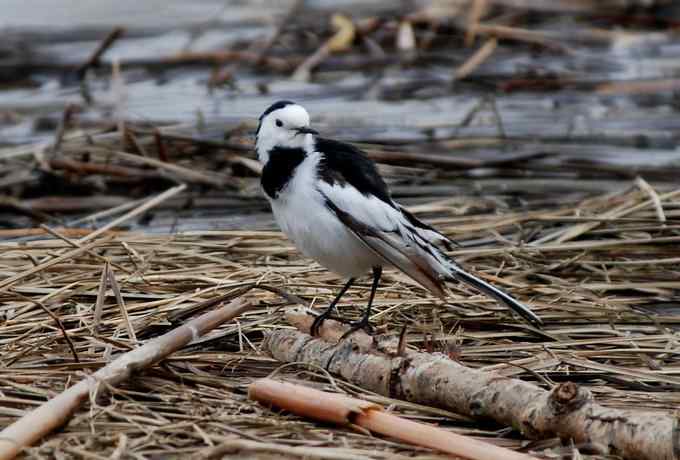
<box><xmin>0</xmin><ymin>298</ymin><xmax>251</xmax><ymax>460</ymax></box>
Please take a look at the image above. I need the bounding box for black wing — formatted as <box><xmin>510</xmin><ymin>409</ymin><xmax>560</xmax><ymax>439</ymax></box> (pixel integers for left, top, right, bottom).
<box><xmin>315</xmin><ymin>137</ymin><xmax>394</xmax><ymax>206</ymax></box>
<box><xmin>316</xmin><ymin>137</ymin><xmax>458</xmax><ymax>249</ymax></box>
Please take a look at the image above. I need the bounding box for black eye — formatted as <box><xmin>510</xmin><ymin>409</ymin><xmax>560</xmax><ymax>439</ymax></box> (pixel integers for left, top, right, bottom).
<box><xmin>275</xmin><ymin>119</ymin><xmax>283</xmax><ymax>127</ymax></box>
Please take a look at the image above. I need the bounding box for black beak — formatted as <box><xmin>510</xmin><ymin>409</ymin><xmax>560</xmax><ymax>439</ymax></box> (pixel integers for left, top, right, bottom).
<box><xmin>296</xmin><ymin>127</ymin><xmax>318</xmax><ymax>135</ymax></box>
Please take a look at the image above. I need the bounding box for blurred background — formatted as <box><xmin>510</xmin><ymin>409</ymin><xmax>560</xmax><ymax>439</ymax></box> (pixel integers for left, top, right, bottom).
<box><xmin>2</xmin><ymin>0</ymin><xmax>680</xmax><ymax>235</ymax></box>
<box><xmin>2</xmin><ymin>4</ymin><xmax>680</xmax><ymax>458</ymax></box>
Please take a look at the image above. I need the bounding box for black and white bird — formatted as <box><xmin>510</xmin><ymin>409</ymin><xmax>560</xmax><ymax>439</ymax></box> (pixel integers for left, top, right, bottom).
<box><xmin>255</xmin><ymin>100</ymin><xmax>542</xmax><ymax>334</ymax></box>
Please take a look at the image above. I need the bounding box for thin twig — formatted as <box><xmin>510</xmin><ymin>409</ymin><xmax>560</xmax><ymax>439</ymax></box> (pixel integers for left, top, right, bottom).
<box><xmin>76</xmin><ymin>27</ymin><xmax>125</xmax><ymax>79</ymax></box>
<box><xmin>635</xmin><ymin>176</ymin><xmax>666</xmax><ymax>223</ymax></box>
<box><xmin>106</xmin><ymin>264</ymin><xmax>137</xmax><ymax>344</ymax></box>
<box><xmin>39</xmin><ymin>224</ymin><xmax>131</xmax><ymax>274</ymax></box>
<box><xmin>93</xmin><ymin>263</ymin><xmax>108</xmax><ymax>334</ymax></box>
<box><xmin>76</xmin><ymin>183</ymin><xmax>187</xmax><ymax>244</ymax></box>
<box><xmin>9</xmin><ymin>291</ymin><xmax>80</xmax><ymax>364</ymax></box>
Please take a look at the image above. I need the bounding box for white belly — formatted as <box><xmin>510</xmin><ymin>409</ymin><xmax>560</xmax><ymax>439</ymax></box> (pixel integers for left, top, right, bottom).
<box><xmin>271</xmin><ymin>192</ymin><xmax>380</xmax><ymax>278</ymax></box>
<box><xmin>268</xmin><ymin>152</ymin><xmax>381</xmax><ymax>278</ymax></box>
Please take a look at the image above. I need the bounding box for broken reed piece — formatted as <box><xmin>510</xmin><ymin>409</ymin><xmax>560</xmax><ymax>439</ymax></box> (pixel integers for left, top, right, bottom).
<box><xmin>75</xmin><ymin>26</ymin><xmax>125</xmax><ymax>79</ymax></box>
<box><xmin>0</xmin><ymin>227</ymin><xmax>123</xmax><ymax>239</ymax></box>
<box><xmin>265</xmin><ymin>308</ymin><xmax>680</xmax><ymax>460</ymax></box>
<box><xmin>292</xmin><ymin>13</ymin><xmax>355</xmax><ymax>81</ymax></box>
<box><xmin>249</xmin><ymin>379</ymin><xmax>537</xmax><ymax>460</ymax></box>
<box><xmin>0</xmin><ymin>298</ymin><xmax>251</xmax><ymax>460</ymax></box>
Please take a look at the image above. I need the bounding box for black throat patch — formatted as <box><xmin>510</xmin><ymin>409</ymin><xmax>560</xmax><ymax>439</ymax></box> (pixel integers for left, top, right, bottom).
<box><xmin>261</xmin><ymin>146</ymin><xmax>306</xmax><ymax>199</ymax></box>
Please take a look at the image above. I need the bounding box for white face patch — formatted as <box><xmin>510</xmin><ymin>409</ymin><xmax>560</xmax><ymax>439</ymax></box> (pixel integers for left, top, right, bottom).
<box><xmin>256</xmin><ymin>104</ymin><xmax>313</xmax><ymax>162</ymax></box>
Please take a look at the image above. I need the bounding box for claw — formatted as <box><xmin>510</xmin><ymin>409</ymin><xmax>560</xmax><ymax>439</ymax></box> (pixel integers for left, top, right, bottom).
<box><xmin>340</xmin><ymin>315</ymin><xmax>374</xmax><ymax>340</ymax></box>
<box><xmin>310</xmin><ymin>309</ymin><xmax>332</xmax><ymax>337</ymax></box>
<box><xmin>311</xmin><ymin>311</ymin><xmax>355</xmax><ymax>336</ymax></box>
<box><xmin>310</xmin><ymin>277</ymin><xmax>356</xmax><ymax>337</ymax></box>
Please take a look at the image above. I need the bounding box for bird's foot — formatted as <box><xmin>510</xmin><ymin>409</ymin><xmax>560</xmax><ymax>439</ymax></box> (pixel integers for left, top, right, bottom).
<box><xmin>340</xmin><ymin>315</ymin><xmax>374</xmax><ymax>340</ymax></box>
<box><xmin>311</xmin><ymin>309</ymin><xmax>356</xmax><ymax>336</ymax></box>
<box><xmin>310</xmin><ymin>308</ymin><xmax>345</xmax><ymax>336</ymax></box>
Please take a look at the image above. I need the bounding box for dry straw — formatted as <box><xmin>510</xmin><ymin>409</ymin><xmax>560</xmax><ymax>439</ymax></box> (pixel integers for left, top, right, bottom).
<box><xmin>0</xmin><ymin>181</ymin><xmax>678</xmax><ymax>458</ymax></box>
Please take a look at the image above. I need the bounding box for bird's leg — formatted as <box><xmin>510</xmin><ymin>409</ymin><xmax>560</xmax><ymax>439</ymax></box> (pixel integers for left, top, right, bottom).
<box><xmin>342</xmin><ymin>266</ymin><xmax>382</xmax><ymax>339</ymax></box>
<box><xmin>310</xmin><ymin>277</ymin><xmax>355</xmax><ymax>336</ymax></box>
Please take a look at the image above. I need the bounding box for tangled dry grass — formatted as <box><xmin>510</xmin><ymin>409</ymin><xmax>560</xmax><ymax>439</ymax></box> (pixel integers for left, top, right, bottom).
<box><xmin>3</xmin><ymin>0</ymin><xmax>680</xmax><ymax>457</ymax></box>
<box><xmin>1</xmin><ymin>183</ymin><xmax>679</xmax><ymax>459</ymax></box>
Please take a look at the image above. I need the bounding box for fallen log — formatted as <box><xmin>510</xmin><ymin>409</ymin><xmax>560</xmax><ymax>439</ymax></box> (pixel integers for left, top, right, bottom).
<box><xmin>263</xmin><ymin>308</ymin><xmax>679</xmax><ymax>460</ymax></box>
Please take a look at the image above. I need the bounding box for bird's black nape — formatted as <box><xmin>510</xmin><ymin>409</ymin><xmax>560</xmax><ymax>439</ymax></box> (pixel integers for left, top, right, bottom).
<box><xmin>256</xmin><ymin>100</ymin><xmax>297</xmax><ymax>137</ymax></box>
<box><xmin>259</xmin><ymin>100</ymin><xmax>296</xmax><ymax>121</ymax></box>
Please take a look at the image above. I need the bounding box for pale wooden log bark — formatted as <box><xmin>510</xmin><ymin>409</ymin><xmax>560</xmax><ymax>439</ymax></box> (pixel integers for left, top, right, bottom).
<box><xmin>264</xmin><ymin>309</ymin><xmax>679</xmax><ymax>460</ymax></box>
<box><xmin>0</xmin><ymin>298</ymin><xmax>250</xmax><ymax>460</ymax></box>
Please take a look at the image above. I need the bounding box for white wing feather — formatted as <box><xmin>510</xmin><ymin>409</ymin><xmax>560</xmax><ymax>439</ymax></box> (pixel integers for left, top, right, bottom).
<box><xmin>318</xmin><ymin>182</ymin><xmax>450</xmax><ymax>297</ymax></box>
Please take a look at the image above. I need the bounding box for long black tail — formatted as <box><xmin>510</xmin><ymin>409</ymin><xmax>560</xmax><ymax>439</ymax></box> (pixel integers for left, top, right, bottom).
<box><xmin>450</xmin><ymin>267</ymin><xmax>543</xmax><ymax>327</ymax></box>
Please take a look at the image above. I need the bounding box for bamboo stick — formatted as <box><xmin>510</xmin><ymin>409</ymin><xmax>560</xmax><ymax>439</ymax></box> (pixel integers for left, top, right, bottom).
<box><xmin>249</xmin><ymin>378</ymin><xmax>538</xmax><ymax>460</ymax></box>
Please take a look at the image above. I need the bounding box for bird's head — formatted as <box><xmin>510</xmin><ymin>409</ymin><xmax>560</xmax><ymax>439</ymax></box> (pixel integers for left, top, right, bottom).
<box><xmin>255</xmin><ymin>101</ymin><xmax>317</xmax><ymax>163</ymax></box>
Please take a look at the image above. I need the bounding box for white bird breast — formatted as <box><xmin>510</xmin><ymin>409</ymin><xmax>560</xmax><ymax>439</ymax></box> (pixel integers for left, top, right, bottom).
<box><xmin>269</xmin><ymin>152</ymin><xmax>385</xmax><ymax>277</ymax></box>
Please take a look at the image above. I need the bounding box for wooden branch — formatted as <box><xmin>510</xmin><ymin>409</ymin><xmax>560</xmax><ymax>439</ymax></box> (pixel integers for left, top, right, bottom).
<box><xmin>87</xmin><ymin>147</ymin><xmax>227</xmax><ymax>187</ymax></box>
<box><xmin>263</xmin><ymin>309</ymin><xmax>679</xmax><ymax>460</ymax></box>
<box><xmin>75</xmin><ymin>183</ymin><xmax>186</xmax><ymax>244</ymax></box>
<box><xmin>363</xmin><ymin>148</ymin><xmax>549</xmax><ymax>169</ymax></box>
<box><xmin>249</xmin><ymin>378</ymin><xmax>537</xmax><ymax>460</ymax></box>
<box><xmin>453</xmin><ymin>37</ymin><xmax>497</xmax><ymax>81</ymax></box>
<box><xmin>75</xmin><ymin>27</ymin><xmax>125</xmax><ymax>79</ymax></box>
<box><xmin>0</xmin><ymin>298</ymin><xmax>251</xmax><ymax>460</ymax></box>
<box><xmin>49</xmin><ymin>157</ymin><xmax>159</xmax><ymax>179</ymax></box>
<box><xmin>0</xmin><ymin>227</ymin><xmax>123</xmax><ymax>239</ymax></box>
